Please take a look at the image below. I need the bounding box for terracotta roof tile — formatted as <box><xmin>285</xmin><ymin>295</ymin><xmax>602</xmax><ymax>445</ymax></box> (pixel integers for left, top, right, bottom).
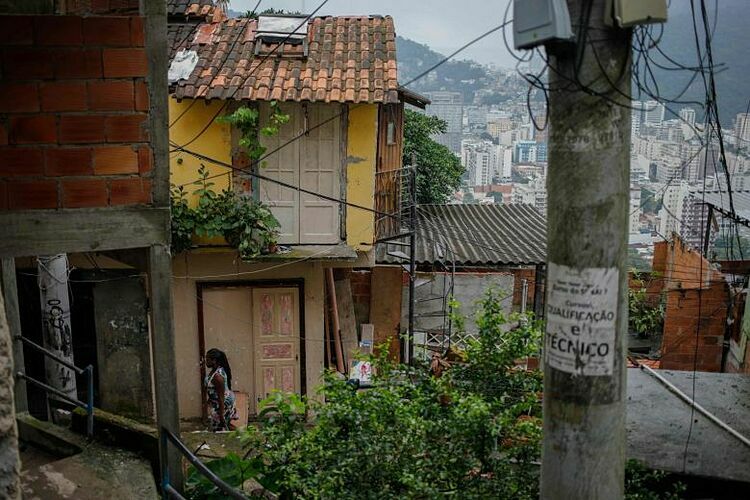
<box><xmin>168</xmin><ymin>15</ymin><xmax>400</xmax><ymax>104</ymax></box>
<box><xmin>167</xmin><ymin>0</ymin><xmax>217</xmax><ymax>21</ymax></box>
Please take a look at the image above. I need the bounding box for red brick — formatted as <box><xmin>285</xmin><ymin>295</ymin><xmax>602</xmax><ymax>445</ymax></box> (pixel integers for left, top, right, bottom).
<box><xmin>110</xmin><ymin>177</ymin><xmax>150</xmax><ymax>205</ymax></box>
<box><xmin>83</xmin><ymin>16</ymin><xmax>132</xmax><ymax>46</ymax></box>
<box><xmin>0</xmin><ymin>124</ymin><xmax>7</xmax><ymax>146</ymax></box>
<box><xmin>7</xmin><ymin>180</ymin><xmax>58</xmax><ymax>209</ymax></box>
<box><xmin>0</xmin><ymin>182</ymin><xmax>7</xmax><ymax>210</ymax></box>
<box><xmin>105</xmin><ymin>114</ymin><xmax>148</xmax><ymax>142</ymax></box>
<box><xmin>35</xmin><ymin>16</ymin><xmax>82</xmax><ymax>46</ymax></box>
<box><xmin>0</xmin><ymin>16</ymin><xmax>33</xmax><ymax>45</ymax></box>
<box><xmin>94</xmin><ymin>146</ymin><xmax>138</xmax><ymax>174</ymax></box>
<box><xmin>62</xmin><ymin>179</ymin><xmax>108</xmax><ymax>208</ymax></box>
<box><xmin>3</xmin><ymin>48</ymin><xmax>55</xmax><ymax>79</ymax></box>
<box><xmin>0</xmin><ymin>148</ymin><xmax>44</xmax><ymax>176</ymax></box>
<box><xmin>137</xmin><ymin>145</ymin><xmax>152</xmax><ymax>174</ymax></box>
<box><xmin>40</xmin><ymin>82</ymin><xmax>87</xmax><ymax>112</ymax></box>
<box><xmin>45</xmin><ymin>148</ymin><xmax>93</xmax><ymax>176</ymax></box>
<box><xmin>54</xmin><ymin>48</ymin><xmax>103</xmax><ymax>79</ymax></box>
<box><xmin>59</xmin><ymin>116</ymin><xmax>106</xmax><ymax>144</ymax></box>
<box><xmin>134</xmin><ymin>80</ymin><xmax>149</xmax><ymax>111</ymax></box>
<box><xmin>103</xmin><ymin>48</ymin><xmax>147</xmax><ymax>77</ymax></box>
<box><xmin>130</xmin><ymin>16</ymin><xmax>145</xmax><ymax>47</ymax></box>
<box><xmin>9</xmin><ymin>115</ymin><xmax>57</xmax><ymax>144</ymax></box>
<box><xmin>0</xmin><ymin>84</ymin><xmax>39</xmax><ymax>113</ymax></box>
<box><xmin>88</xmin><ymin>81</ymin><xmax>133</xmax><ymax>111</ymax></box>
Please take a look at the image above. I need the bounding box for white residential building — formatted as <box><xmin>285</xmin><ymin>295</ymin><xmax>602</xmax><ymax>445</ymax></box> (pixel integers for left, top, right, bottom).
<box><xmin>735</xmin><ymin>112</ymin><xmax>750</xmax><ymax>151</ymax></box>
<box><xmin>423</xmin><ymin>91</ymin><xmax>464</xmax><ymax>154</ymax></box>
<box><xmin>630</xmin><ymin>187</ymin><xmax>642</xmax><ymax>234</ymax></box>
<box><xmin>644</xmin><ymin>100</ymin><xmax>665</xmax><ymax>125</ymax></box>
<box><xmin>679</xmin><ymin>107</ymin><xmax>696</xmax><ymax>127</ymax></box>
<box><xmin>658</xmin><ymin>181</ymin><xmax>689</xmax><ymax>238</ymax></box>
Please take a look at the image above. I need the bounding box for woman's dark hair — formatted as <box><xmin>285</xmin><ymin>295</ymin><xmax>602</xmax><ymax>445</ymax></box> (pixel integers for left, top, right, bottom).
<box><xmin>206</xmin><ymin>348</ymin><xmax>233</xmax><ymax>390</ymax></box>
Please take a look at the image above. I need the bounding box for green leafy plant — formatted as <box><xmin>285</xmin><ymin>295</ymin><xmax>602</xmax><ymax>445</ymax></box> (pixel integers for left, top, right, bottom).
<box><xmin>629</xmin><ymin>274</ymin><xmax>664</xmax><ymax>339</ymax></box>
<box><xmin>185</xmin><ymin>292</ymin><xmax>684</xmax><ymax>499</ymax></box>
<box><xmin>170</xmin><ymin>165</ymin><xmax>280</xmax><ymax>260</ymax></box>
<box><xmin>625</xmin><ymin>459</ymin><xmax>686</xmax><ymax>500</ymax></box>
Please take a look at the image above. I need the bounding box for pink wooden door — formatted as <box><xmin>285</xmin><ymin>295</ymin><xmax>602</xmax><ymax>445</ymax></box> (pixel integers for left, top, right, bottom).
<box><xmin>252</xmin><ymin>288</ymin><xmax>300</xmax><ymax>405</ymax></box>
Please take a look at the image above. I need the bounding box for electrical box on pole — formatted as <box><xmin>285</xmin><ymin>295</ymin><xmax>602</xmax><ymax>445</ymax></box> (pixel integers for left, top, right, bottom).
<box><xmin>605</xmin><ymin>0</ymin><xmax>667</xmax><ymax>28</ymax></box>
<box><xmin>513</xmin><ymin>0</ymin><xmax>574</xmax><ymax>50</ymax></box>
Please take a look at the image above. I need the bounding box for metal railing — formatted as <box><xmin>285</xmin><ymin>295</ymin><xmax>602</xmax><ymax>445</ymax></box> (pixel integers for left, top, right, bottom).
<box><xmin>14</xmin><ymin>335</ymin><xmax>94</xmax><ymax>437</ymax></box>
<box><xmin>160</xmin><ymin>427</ymin><xmax>247</xmax><ymax>499</ymax></box>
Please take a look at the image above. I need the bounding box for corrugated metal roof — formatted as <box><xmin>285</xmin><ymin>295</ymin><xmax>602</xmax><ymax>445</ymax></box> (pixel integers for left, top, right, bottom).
<box><xmin>378</xmin><ymin>204</ymin><xmax>547</xmax><ymax>266</ymax></box>
<box><xmin>690</xmin><ymin>189</ymin><xmax>750</xmax><ymax>219</ymax></box>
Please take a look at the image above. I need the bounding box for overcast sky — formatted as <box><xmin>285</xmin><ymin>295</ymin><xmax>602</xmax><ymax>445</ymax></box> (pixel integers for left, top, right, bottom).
<box><xmin>230</xmin><ymin>0</ymin><xmax>518</xmax><ymax>67</ymax></box>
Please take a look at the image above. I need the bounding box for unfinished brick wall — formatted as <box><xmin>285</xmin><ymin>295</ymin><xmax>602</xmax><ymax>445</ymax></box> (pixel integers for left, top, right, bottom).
<box><xmin>0</xmin><ymin>7</ymin><xmax>153</xmax><ymax>211</ymax></box>
<box><xmin>653</xmin><ymin>237</ymin><xmax>729</xmax><ymax>372</ymax></box>
<box><xmin>349</xmin><ymin>269</ymin><xmax>372</xmax><ymax>326</ymax></box>
<box><xmin>511</xmin><ymin>267</ymin><xmax>537</xmax><ymax>311</ymax></box>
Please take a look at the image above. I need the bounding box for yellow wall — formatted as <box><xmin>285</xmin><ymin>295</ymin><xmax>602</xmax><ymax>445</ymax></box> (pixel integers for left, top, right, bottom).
<box><xmin>346</xmin><ymin>104</ymin><xmax>378</xmax><ymax>250</ymax></box>
<box><xmin>169</xmin><ymin>99</ymin><xmax>232</xmax><ymax>206</ymax></box>
<box><xmin>170</xmin><ymin>98</ymin><xmax>379</xmax><ymax>251</ymax></box>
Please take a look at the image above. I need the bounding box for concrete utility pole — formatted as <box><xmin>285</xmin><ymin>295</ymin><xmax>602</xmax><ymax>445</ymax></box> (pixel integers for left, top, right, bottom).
<box><xmin>37</xmin><ymin>255</ymin><xmax>77</xmax><ymax>403</ymax></box>
<box><xmin>0</xmin><ymin>289</ymin><xmax>22</xmax><ymax>499</ymax></box>
<box><xmin>541</xmin><ymin>0</ymin><xmax>631</xmax><ymax>498</ymax></box>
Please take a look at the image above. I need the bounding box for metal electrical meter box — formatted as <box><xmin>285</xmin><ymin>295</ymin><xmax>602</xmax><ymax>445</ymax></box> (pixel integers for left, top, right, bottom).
<box><xmin>513</xmin><ymin>0</ymin><xmax>573</xmax><ymax>50</ymax></box>
<box><xmin>606</xmin><ymin>0</ymin><xmax>668</xmax><ymax>27</ymax></box>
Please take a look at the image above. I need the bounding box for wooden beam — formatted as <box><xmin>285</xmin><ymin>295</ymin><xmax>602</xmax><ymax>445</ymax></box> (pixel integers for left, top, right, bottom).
<box><xmin>147</xmin><ymin>244</ymin><xmax>183</xmax><ymax>489</ymax></box>
<box><xmin>334</xmin><ymin>277</ymin><xmax>358</xmax><ymax>372</ymax></box>
<box><xmin>143</xmin><ymin>0</ymin><xmax>170</xmax><ymax>207</ymax></box>
<box><xmin>0</xmin><ymin>208</ymin><xmax>169</xmax><ymax>258</ymax></box>
<box><xmin>1</xmin><ymin>258</ymin><xmax>27</xmax><ymax>412</ymax></box>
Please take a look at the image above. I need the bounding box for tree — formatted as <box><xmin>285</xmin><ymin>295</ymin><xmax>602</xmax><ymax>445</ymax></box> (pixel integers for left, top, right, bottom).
<box><xmin>628</xmin><ymin>247</ymin><xmax>652</xmax><ymax>271</ymax></box>
<box><xmin>403</xmin><ymin>109</ymin><xmax>464</xmax><ymax>204</ymax></box>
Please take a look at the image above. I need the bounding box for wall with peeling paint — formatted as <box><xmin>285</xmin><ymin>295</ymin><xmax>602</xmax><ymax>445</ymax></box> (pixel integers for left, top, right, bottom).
<box><xmin>346</xmin><ymin>104</ymin><xmax>378</xmax><ymax>250</ymax></box>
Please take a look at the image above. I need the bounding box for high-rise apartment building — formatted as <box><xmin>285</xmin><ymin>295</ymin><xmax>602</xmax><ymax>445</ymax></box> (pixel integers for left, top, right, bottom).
<box><xmin>644</xmin><ymin>100</ymin><xmax>666</xmax><ymax>125</ymax></box>
<box><xmin>514</xmin><ymin>140</ymin><xmax>547</xmax><ymax>164</ymax></box>
<box><xmin>679</xmin><ymin>107</ymin><xmax>696</xmax><ymax>126</ymax></box>
<box><xmin>423</xmin><ymin>91</ymin><xmax>464</xmax><ymax>154</ymax></box>
<box><xmin>735</xmin><ymin>112</ymin><xmax>750</xmax><ymax>150</ymax></box>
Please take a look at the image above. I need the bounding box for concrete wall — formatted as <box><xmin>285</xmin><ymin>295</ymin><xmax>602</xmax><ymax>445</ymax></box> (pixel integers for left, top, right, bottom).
<box><xmin>93</xmin><ymin>278</ymin><xmax>152</xmax><ymax>420</ymax></box>
<box><xmin>171</xmin><ymin>252</ymin><xmax>326</xmax><ymax>419</ymax></box>
<box><xmin>402</xmin><ymin>271</ymin><xmax>515</xmax><ymax>335</ymax></box>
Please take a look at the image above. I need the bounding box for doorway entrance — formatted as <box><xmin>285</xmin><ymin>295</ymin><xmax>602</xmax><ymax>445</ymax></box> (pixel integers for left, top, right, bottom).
<box><xmin>198</xmin><ymin>281</ymin><xmax>303</xmax><ymax>416</ymax></box>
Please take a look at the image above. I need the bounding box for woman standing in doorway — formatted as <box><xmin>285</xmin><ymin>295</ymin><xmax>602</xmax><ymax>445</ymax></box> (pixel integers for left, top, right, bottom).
<box><xmin>204</xmin><ymin>348</ymin><xmax>238</xmax><ymax>431</ymax></box>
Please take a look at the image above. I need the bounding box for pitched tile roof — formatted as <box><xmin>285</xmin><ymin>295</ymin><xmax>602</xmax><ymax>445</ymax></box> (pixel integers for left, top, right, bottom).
<box><xmin>378</xmin><ymin>204</ymin><xmax>547</xmax><ymax>267</ymax></box>
<box><xmin>168</xmin><ymin>15</ymin><xmax>400</xmax><ymax>104</ymax></box>
<box><xmin>167</xmin><ymin>0</ymin><xmax>217</xmax><ymax>20</ymax></box>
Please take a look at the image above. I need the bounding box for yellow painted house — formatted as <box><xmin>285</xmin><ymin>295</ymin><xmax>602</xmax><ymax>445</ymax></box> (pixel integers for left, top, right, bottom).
<box><xmin>166</xmin><ymin>13</ymin><xmax>427</xmax><ymax>420</ymax></box>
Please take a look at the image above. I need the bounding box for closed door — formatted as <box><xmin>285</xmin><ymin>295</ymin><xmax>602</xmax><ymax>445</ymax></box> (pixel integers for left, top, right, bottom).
<box><xmin>260</xmin><ymin>103</ymin><xmax>341</xmax><ymax>244</ymax></box>
<box><xmin>299</xmin><ymin>104</ymin><xmax>341</xmax><ymax>243</ymax></box>
<box><xmin>252</xmin><ymin>288</ymin><xmax>301</xmax><ymax>406</ymax></box>
<box><xmin>201</xmin><ymin>288</ymin><xmax>254</xmax><ymax>413</ymax></box>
